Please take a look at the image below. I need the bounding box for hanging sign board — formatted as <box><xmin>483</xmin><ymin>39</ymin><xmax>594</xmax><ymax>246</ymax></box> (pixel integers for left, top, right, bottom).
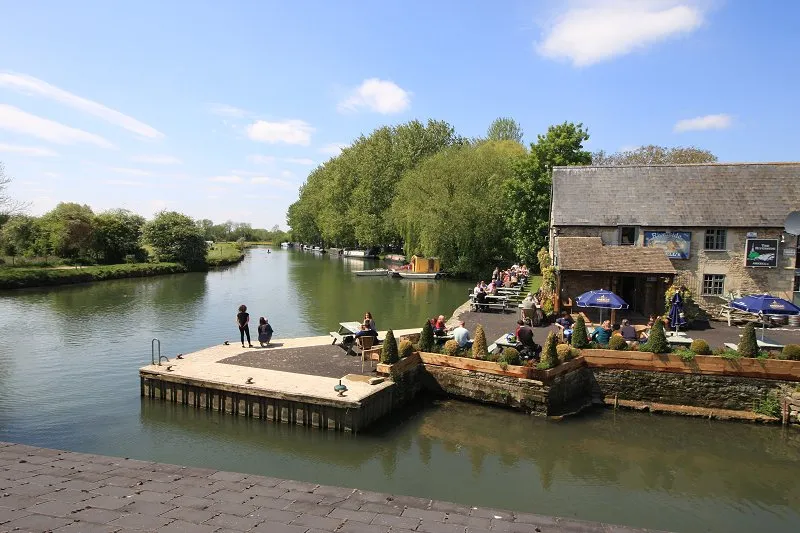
<box><xmin>644</xmin><ymin>231</ymin><xmax>691</xmax><ymax>259</ymax></box>
<box><xmin>745</xmin><ymin>239</ymin><xmax>778</xmax><ymax>267</ymax></box>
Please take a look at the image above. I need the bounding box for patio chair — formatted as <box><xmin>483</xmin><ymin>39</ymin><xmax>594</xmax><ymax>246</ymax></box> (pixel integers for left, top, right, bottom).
<box><xmin>358</xmin><ymin>336</ymin><xmax>378</xmax><ymax>373</ymax></box>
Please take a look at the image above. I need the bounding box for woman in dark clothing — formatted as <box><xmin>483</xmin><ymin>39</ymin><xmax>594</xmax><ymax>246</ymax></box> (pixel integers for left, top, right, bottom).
<box><xmin>258</xmin><ymin>317</ymin><xmax>274</xmax><ymax>347</ymax></box>
<box><xmin>237</xmin><ymin>305</ymin><xmax>253</xmax><ymax>348</ymax></box>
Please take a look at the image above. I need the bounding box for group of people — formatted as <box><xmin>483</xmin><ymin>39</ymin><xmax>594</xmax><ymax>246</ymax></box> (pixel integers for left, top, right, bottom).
<box><xmin>235</xmin><ymin>305</ymin><xmax>274</xmax><ymax>348</ymax></box>
<box><xmin>553</xmin><ymin>311</ymin><xmax>657</xmax><ymax>346</ymax></box>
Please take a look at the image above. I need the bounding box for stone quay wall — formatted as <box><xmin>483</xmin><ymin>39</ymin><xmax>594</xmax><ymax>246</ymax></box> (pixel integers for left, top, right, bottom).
<box><xmin>787</xmin><ymin>390</ymin><xmax>800</xmax><ymax>424</ymax></box>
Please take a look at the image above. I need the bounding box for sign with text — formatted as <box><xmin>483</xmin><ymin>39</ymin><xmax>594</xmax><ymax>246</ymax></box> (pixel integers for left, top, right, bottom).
<box><xmin>745</xmin><ymin>239</ymin><xmax>779</xmax><ymax>267</ymax></box>
<box><xmin>644</xmin><ymin>231</ymin><xmax>691</xmax><ymax>259</ymax></box>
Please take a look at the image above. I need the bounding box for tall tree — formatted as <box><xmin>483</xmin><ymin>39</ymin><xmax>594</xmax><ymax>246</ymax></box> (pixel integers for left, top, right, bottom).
<box><xmin>92</xmin><ymin>209</ymin><xmax>146</xmax><ymax>263</ymax></box>
<box><xmin>0</xmin><ymin>162</ymin><xmax>28</xmax><ymax>217</ymax></box>
<box><xmin>487</xmin><ymin>117</ymin><xmax>524</xmax><ymax>144</ymax></box>
<box><xmin>505</xmin><ymin>122</ymin><xmax>591</xmax><ymax>267</ymax></box>
<box><xmin>39</xmin><ymin>202</ymin><xmax>96</xmax><ymax>261</ymax></box>
<box><xmin>591</xmin><ymin>145</ymin><xmax>717</xmax><ymax>166</ymax></box>
<box><xmin>0</xmin><ymin>215</ymin><xmax>39</xmax><ymax>263</ymax></box>
<box><xmin>142</xmin><ymin>211</ymin><xmax>207</xmax><ymax>269</ymax></box>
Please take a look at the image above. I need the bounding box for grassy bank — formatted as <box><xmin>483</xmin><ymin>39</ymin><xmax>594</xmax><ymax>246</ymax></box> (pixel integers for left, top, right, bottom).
<box><xmin>207</xmin><ymin>242</ymin><xmax>246</xmax><ymax>267</ymax></box>
<box><xmin>0</xmin><ymin>263</ymin><xmax>187</xmax><ymax>290</ymax></box>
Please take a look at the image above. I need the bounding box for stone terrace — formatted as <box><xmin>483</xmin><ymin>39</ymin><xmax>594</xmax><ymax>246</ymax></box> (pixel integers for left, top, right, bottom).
<box><xmin>0</xmin><ymin>441</ymin><xmax>660</xmax><ymax>533</ymax></box>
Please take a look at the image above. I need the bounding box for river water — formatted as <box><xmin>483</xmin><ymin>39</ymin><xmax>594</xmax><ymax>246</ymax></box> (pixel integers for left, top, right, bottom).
<box><xmin>0</xmin><ymin>248</ymin><xmax>798</xmax><ymax>532</ymax></box>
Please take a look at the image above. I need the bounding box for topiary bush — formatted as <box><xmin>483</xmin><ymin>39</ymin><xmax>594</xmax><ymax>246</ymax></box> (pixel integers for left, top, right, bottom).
<box><xmin>398</xmin><ymin>339</ymin><xmax>414</xmax><ymax>359</ymax></box>
<box><xmin>571</xmin><ymin>315</ymin><xmax>590</xmax><ymax>349</ymax></box>
<box><xmin>608</xmin><ymin>334</ymin><xmax>628</xmax><ymax>351</ymax></box>
<box><xmin>738</xmin><ymin>323</ymin><xmax>758</xmax><ymax>358</ymax></box>
<box><xmin>381</xmin><ymin>329</ymin><xmax>399</xmax><ymax>364</ymax></box>
<box><xmin>472</xmin><ymin>324</ymin><xmax>488</xmax><ymax>359</ymax></box>
<box><xmin>556</xmin><ymin>343</ymin><xmax>576</xmax><ymax>362</ymax></box>
<box><xmin>420</xmin><ymin>320</ymin><xmax>435</xmax><ymax>353</ymax></box>
<box><xmin>690</xmin><ymin>339</ymin><xmax>711</xmax><ymax>355</ymax></box>
<box><xmin>780</xmin><ymin>344</ymin><xmax>800</xmax><ymax>361</ymax></box>
<box><xmin>640</xmin><ymin>318</ymin><xmax>670</xmax><ymax>354</ymax></box>
<box><xmin>443</xmin><ymin>339</ymin><xmax>460</xmax><ymax>356</ymax></box>
<box><xmin>538</xmin><ymin>332</ymin><xmax>559</xmax><ymax>369</ymax></box>
<box><xmin>499</xmin><ymin>347</ymin><xmax>521</xmax><ymax>366</ymax></box>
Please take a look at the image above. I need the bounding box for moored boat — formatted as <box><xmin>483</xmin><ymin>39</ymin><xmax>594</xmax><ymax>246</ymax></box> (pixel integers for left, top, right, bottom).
<box><xmin>343</xmin><ymin>249</ymin><xmax>379</xmax><ymax>259</ymax></box>
<box><xmin>397</xmin><ymin>271</ymin><xmax>440</xmax><ymax>280</ymax></box>
<box><xmin>280</xmin><ymin>242</ymin><xmax>292</xmax><ymax>248</ymax></box>
<box><xmin>353</xmin><ymin>268</ymin><xmax>390</xmax><ymax>277</ymax></box>
<box><xmin>384</xmin><ymin>253</ymin><xmax>406</xmax><ymax>263</ymax></box>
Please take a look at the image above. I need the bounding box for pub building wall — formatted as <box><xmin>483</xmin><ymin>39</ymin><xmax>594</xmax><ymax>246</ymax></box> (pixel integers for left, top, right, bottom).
<box><xmin>554</xmin><ymin>226</ymin><xmax>797</xmax><ymax>315</ymax></box>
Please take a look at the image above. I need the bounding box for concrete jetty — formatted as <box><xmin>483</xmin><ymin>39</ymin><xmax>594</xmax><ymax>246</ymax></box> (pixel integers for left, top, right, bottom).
<box><xmin>140</xmin><ymin>329</ymin><xmax>420</xmax><ymax>432</ymax></box>
<box><xmin>0</xmin><ymin>441</ymin><xmax>658</xmax><ymax>532</ymax></box>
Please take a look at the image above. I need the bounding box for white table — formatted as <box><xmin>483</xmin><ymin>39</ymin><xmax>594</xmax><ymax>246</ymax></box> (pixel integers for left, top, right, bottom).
<box><xmin>665</xmin><ymin>331</ymin><xmax>694</xmax><ymax>346</ymax></box>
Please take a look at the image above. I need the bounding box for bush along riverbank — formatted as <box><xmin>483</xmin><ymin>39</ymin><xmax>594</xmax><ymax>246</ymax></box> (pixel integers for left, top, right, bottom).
<box><xmin>0</xmin><ymin>263</ymin><xmax>188</xmax><ymax>290</ymax></box>
<box><xmin>206</xmin><ymin>242</ymin><xmax>246</xmax><ymax>267</ymax></box>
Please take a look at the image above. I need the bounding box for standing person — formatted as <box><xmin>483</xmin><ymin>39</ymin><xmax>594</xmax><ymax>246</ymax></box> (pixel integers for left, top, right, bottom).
<box><xmin>258</xmin><ymin>317</ymin><xmax>274</xmax><ymax>347</ymax></box>
<box><xmin>363</xmin><ymin>312</ymin><xmax>376</xmax><ymax>332</ymax></box>
<box><xmin>236</xmin><ymin>305</ymin><xmax>253</xmax><ymax>348</ymax></box>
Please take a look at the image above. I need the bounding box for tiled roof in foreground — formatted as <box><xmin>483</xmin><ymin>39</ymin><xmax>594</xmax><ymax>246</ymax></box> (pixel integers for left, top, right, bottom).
<box><xmin>557</xmin><ymin>237</ymin><xmax>676</xmax><ymax>274</ymax></box>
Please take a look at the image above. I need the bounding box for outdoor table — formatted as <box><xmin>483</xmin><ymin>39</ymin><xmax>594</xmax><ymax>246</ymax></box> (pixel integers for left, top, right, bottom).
<box><xmin>433</xmin><ymin>334</ymin><xmax>455</xmax><ymax>343</ymax></box>
<box><xmin>665</xmin><ymin>331</ymin><xmax>693</xmax><ymax>346</ymax></box>
<box><xmin>330</xmin><ymin>321</ymin><xmax>363</xmax><ymax>347</ymax></box>
<box><xmin>737</xmin><ymin>335</ymin><xmax>784</xmax><ymax>350</ymax></box>
<box><xmin>488</xmin><ymin>334</ymin><xmax>516</xmax><ymax>354</ymax></box>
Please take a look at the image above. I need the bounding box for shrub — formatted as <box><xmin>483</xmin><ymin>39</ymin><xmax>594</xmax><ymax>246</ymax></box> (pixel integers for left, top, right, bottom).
<box><xmin>539</xmin><ymin>332</ymin><xmax>559</xmax><ymax>369</ymax></box>
<box><xmin>420</xmin><ymin>320</ymin><xmax>435</xmax><ymax>352</ymax></box>
<box><xmin>398</xmin><ymin>339</ymin><xmax>414</xmax><ymax>359</ymax></box>
<box><xmin>640</xmin><ymin>318</ymin><xmax>669</xmax><ymax>354</ymax></box>
<box><xmin>720</xmin><ymin>349</ymin><xmax>742</xmax><ymax>361</ymax></box>
<box><xmin>753</xmin><ymin>393</ymin><xmax>781</xmax><ymax>418</ymax></box>
<box><xmin>738</xmin><ymin>323</ymin><xmax>759</xmax><ymax>358</ymax></box>
<box><xmin>499</xmin><ymin>347</ymin><xmax>521</xmax><ymax>366</ymax></box>
<box><xmin>556</xmin><ymin>343</ymin><xmax>576</xmax><ymax>362</ymax></box>
<box><xmin>781</xmin><ymin>344</ymin><xmax>800</xmax><ymax>361</ymax></box>
<box><xmin>608</xmin><ymin>335</ymin><xmax>628</xmax><ymax>351</ymax></box>
<box><xmin>689</xmin><ymin>339</ymin><xmax>712</xmax><ymax>355</ymax></box>
<box><xmin>472</xmin><ymin>324</ymin><xmax>488</xmax><ymax>359</ymax></box>
<box><xmin>443</xmin><ymin>339</ymin><xmax>460</xmax><ymax>356</ymax></box>
<box><xmin>380</xmin><ymin>330</ymin><xmax>399</xmax><ymax>364</ymax></box>
<box><xmin>674</xmin><ymin>349</ymin><xmax>695</xmax><ymax>362</ymax></box>
<box><xmin>571</xmin><ymin>315</ymin><xmax>590</xmax><ymax>349</ymax></box>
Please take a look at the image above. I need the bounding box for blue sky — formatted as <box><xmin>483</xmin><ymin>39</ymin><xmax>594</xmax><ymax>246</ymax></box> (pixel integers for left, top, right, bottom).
<box><xmin>1</xmin><ymin>0</ymin><xmax>798</xmax><ymax>229</ymax></box>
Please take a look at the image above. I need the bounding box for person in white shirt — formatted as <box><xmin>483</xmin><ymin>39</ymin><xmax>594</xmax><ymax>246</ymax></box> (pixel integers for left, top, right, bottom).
<box><xmin>452</xmin><ymin>320</ymin><xmax>472</xmax><ymax>348</ymax></box>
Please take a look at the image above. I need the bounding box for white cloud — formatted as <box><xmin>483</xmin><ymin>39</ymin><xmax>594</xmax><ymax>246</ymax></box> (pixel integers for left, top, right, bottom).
<box><xmin>208</xmin><ymin>103</ymin><xmax>248</xmax><ymax>118</ymax></box>
<box><xmin>280</xmin><ymin>170</ymin><xmax>293</xmax><ymax>179</ymax></box>
<box><xmin>673</xmin><ymin>113</ymin><xmax>732</xmax><ymax>132</ymax></box>
<box><xmin>0</xmin><ymin>104</ymin><xmax>115</xmax><ymax>148</ymax></box>
<box><xmin>0</xmin><ymin>71</ymin><xmax>163</xmax><ymax>139</ymax></box>
<box><xmin>247</xmin><ymin>154</ymin><xmax>276</xmax><ymax>164</ymax></box>
<box><xmin>43</xmin><ymin>172</ymin><xmax>61</xmax><ymax>178</ymax></box>
<box><xmin>338</xmin><ymin>78</ymin><xmax>411</xmax><ymax>114</ymax></box>
<box><xmin>209</xmin><ymin>175</ymin><xmax>244</xmax><ymax>183</ymax></box>
<box><xmin>105</xmin><ymin>179</ymin><xmax>145</xmax><ymax>187</ymax></box>
<box><xmin>284</xmin><ymin>157</ymin><xmax>314</xmax><ymax>165</ymax></box>
<box><xmin>537</xmin><ymin>1</ymin><xmax>704</xmax><ymax>67</ymax></box>
<box><xmin>250</xmin><ymin>176</ymin><xmax>293</xmax><ymax>189</ymax></box>
<box><xmin>247</xmin><ymin>119</ymin><xmax>314</xmax><ymax>145</ymax></box>
<box><xmin>108</xmin><ymin>167</ymin><xmax>153</xmax><ymax>176</ymax></box>
<box><xmin>131</xmin><ymin>155</ymin><xmax>182</xmax><ymax>165</ymax></box>
<box><xmin>320</xmin><ymin>143</ymin><xmax>347</xmax><ymax>156</ymax></box>
<box><xmin>0</xmin><ymin>143</ymin><xmax>59</xmax><ymax>157</ymax></box>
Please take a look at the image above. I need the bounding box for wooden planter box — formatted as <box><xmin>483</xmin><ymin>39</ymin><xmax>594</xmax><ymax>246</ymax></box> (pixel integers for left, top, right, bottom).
<box><xmin>418</xmin><ymin>352</ymin><xmax>532</xmax><ymax>379</ymax></box>
<box><xmin>376</xmin><ymin>351</ymin><xmax>421</xmax><ymax>376</ymax></box>
<box><xmin>582</xmin><ymin>349</ymin><xmax>800</xmax><ymax>381</ymax></box>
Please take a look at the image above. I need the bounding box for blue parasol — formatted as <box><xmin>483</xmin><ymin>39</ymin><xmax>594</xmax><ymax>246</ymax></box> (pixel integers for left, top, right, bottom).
<box><xmin>668</xmin><ymin>291</ymin><xmax>687</xmax><ymax>332</ymax></box>
<box><xmin>730</xmin><ymin>294</ymin><xmax>800</xmax><ymax>340</ymax></box>
<box><xmin>576</xmin><ymin>289</ymin><xmax>629</xmax><ymax>324</ymax></box>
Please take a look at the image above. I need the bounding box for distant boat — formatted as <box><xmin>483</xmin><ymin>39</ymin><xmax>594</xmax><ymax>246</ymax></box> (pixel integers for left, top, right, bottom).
<box><xmin>354</xmin><ymin>268</ymin><xmax>389</xmax><ymax>277</ymax></box>
<box><xmin>397</xmin><ymin>272</ymin><xmax>440</xmax><ymax>280</ymax></box>
<box><xmin>384</xmin><ymin>254</ymin><xmax>406</xmax><ymax>263</ymax></box>
<box><xmin>280</xmin><ymin>242</ymin><xmax>292</xmax><ymax>249</ymax></box>
<box><xmin>312</xmin><ymin>246</ymin><xmax>326</xmax><ymax>253</ymax></box>
<box><xmin>343</xmin><ymin>249</ymin><xmax>378</xmax><ymax>258</ymax></box>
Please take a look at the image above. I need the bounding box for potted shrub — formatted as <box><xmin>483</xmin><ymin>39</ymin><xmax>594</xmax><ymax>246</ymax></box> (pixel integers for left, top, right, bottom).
<box><xmin>381</xmin><ymin>330</ymin><xmax>399</xmax><ymax>364</ymax></box>
<box><xmin>499</xmin><ymin>347</ymin><xmax>521</xmax><ymax>366</ymax></box>
<box><xmin>640</xmin><ymin>318</ymin><xmax>670</xmax><ymax>354</ymax></box>
<box><xmin>443</xmin><ymin>339</ymin><xmax>460</xmax><ymax>356</ymax></box>
<box><xmin>737</xmin><ymin>323</ymin><xmax>758</xmax><ymax>358</ymax></box>
<box><xmin>571</xmin><ymin>315</ymin><xmax>590</xmax><ymax>349</ymax></box>
<box><xmin>538</xmin><ymin>332</ymin><xmax>559</xmax><ymax>369</ymax></box>
<box><xmin>398</xmin><ymin>339</ymin><xmax>414</xmax><ymax>359</ymax></box>
<box><xmin>780</xmin><ymin>344</ymin><xmax>800</xmax><ymax>360</ymax></box>
<box><xmin>689</xmin><ymin>339</ymin><xmax>712</xmax><ymax>355</ymax></box>
<box><xmin>608</xmin><ymin>334</ymin><xmax>627</xmax><ymax>351</ymax></box>
<box><xmin>420</xmin><ymin>320</ymin><xmax>435</xmax><ymax>353</ymax></box>
<box><xmin>472</xmin><ymin>324</ymin><xmax>488</xmax><ymax>359</ymax></box>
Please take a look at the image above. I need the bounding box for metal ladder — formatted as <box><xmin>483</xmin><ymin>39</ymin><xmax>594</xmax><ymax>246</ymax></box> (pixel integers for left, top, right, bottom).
<box><xmin>151</xmin><ymin>338</ymin><xmax>169</xmax><ymax>366</ymax></box>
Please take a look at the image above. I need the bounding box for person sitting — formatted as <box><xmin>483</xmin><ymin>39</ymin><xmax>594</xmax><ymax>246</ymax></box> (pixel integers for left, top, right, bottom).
<box><xmin>640</xmin><ymin>316</ymin><xmax>656</xmax><ymax>342</ymax></box>
<box><xmin>514</xmin><ymin>319</ymin><xmax>524</xmax><ymax>338</ymax></box>
<box><xmin>474</xmin><ymin>287</ymin><xmax>488</xmax><ymax>312</ymax></box>
<box><xmin>486</xmin><ymin>281</ymin><xmax>498</xmax><ymax>295</ymax></box>
<box><xmin>354</xmin><ymin>321</ymin><xmax>378</xmax><ymax>340</ymax></box>
<box><xmin>516</xmin><ymin>322</ymin><xmax>542</xmax><ymax>360</ymax></box>
<box><xmin>451</xmin><ymin>321</ymin><xmax>472</xmax><ymax>349</ymax></box>
<box><xmin>555</xmin><ymin>311</ymin><xmax>574</xmax><ymax>343</ymax></box>
<box><xmin>592</xmin><ymin>320</ymin><xmax>613</xmax><ymax>345</ymax></box>
<box><xmin>619</xmin><ymin>319</ymin><xmax>637</xmax><ymax>342</ymax></box>
<box><xmin>433</xmin><ymin>315</ymin><xmax>447</xmax><ymax>336</ymax></box>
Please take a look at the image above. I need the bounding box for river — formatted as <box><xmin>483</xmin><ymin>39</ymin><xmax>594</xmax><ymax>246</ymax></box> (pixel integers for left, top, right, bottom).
<box><xmin>0</xmin><ymin>247</ymin><xmax>798</xmax><ymax>532</ymax></box>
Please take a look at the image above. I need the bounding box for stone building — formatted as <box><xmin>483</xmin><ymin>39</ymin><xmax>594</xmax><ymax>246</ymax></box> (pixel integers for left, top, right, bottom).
<box><xmin>549</xmin><ymin>163</ymin><xmax>800</xmax><ymax>318</ymax></box>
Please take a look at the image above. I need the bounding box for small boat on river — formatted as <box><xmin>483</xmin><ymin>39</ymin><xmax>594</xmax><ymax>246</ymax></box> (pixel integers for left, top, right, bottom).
<box><xmin>354</xmin><ymin>268</ymin><xmax>390</xmax><ymax>277</ymax></box>
<box><xmin>397</xmin><ymin>271</ymin><xmax>440</xmax><ymax>280</ymax></box>
<box><xmin>343</xmin><ymin>249</ymin><xmax>378</xmax><ymax>259</ymax></box>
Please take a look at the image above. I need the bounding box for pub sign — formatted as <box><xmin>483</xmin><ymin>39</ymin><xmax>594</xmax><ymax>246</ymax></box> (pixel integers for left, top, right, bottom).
<box><xmin>745</xmin><ymin>239</ymin><xmax>778</xmax><ymax>268</ymax></box>
<box><xmin>644</xmin><ymin>231</ymin><xmax>691</xmax><ymax>259</ymax></box>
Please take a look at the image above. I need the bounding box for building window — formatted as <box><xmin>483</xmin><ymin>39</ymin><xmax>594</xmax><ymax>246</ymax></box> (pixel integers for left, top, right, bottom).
<box><xmin>702</xmin><ymin>274</ymin><xmax>725</xmax><ymax>296</ymax></box>
<box><xmin>704</xmin><ymin>229</ymin><xmax>727</xmax><ymax>250</ymax></box>
<box><xmin>619</xmin><ymin>226</ymin><xmax>636</xmax><ymax>246</ymax></box>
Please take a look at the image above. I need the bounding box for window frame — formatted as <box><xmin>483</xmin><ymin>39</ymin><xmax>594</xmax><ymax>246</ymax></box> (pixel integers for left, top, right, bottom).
<box><xmin>702</xmin><ymin>274</ymin><xmax>725</xmax><ymax>296</ymax></box>
<box><xmin>704</xmin><ymin>228</ymin><xmax>727</xmax><ymax>251</ymax></box>
<box><xmin>618</xmin><ymin>226</ymin><xmax>637</xmax><ymax>246</ymax></box>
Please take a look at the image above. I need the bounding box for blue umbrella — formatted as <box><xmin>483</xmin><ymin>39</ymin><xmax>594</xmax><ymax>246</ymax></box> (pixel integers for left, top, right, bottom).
<box><xmin>576</xmin><ymin>289</ymin><xmax>629</xmax><ymax>324</ymax></box>
<box><xmin>668</xmin><ymin>291</ymin><xmax>687</xmax><ymax>332</ymax></box>
<box><xmin>730</xmin><ymin>294</ymin><xmax>800</xmax><ymax>340</ymax></box>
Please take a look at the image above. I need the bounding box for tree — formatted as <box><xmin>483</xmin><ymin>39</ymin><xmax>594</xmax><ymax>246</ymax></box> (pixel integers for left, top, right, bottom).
<box><xmin>0</xmin><ymin>215</ymin><xmax>39</xmax><ymax>263</ymax></box>
<box><xmin>142</xmin><ymin>211</ymin><xmax>207</xmax><ymax>269</ymax></box>
<box><xmin>381</xmin><ymin>329</ymin><xmax>399</xmax><ymax>364</ymax></box>
<box><xmin>505</xmin><ymin>122</ymin><xmax>591</xmax><ymax>267</ymax></box>
<box><xmin>487</xmin><ymin>117</ymin><xmax>523</xmax><ymax>144</ymax></box>
<box><xmin>92</xmin><ymin>209</ymin><xmax>146</xmax><ymax>264</ymax></box>
<box><xmin>737</xmin><ymin>323</ymin><xmax>759</xmax><ymax>357</ymax></box>
<box><xmin>0</xmin><ymin>162</ymin><xmax>28</xmax><ymax>217</ymax></box>
<box><xmin>472</xmin><ymin>324</ymin><xmax>488</xmax><ymax>359</ymax></box>
<box><xmin>571</xmin><ymin>315</ymin><xmax>590</xmax><ymax>349</ymax></box>
<box><xmin>39</xmin><ymin>203</ymin><xmax>95</xmax><ymax>261</ymax></box>
<box><xmin>592</xmin><ymin>145</ymin><xmax>717</xmax><ymax>166</ymax></box>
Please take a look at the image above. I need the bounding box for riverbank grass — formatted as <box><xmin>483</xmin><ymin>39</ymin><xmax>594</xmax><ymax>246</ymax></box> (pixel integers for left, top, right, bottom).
<box><xmin>0</xmin><ymin>263</ymin><xmax>186</xmax><ymax>289</ymax></box>
<box><xmin>207</xmin><ymin>242</ymin><xmax>245</xmax><ymax>267</ymax></box>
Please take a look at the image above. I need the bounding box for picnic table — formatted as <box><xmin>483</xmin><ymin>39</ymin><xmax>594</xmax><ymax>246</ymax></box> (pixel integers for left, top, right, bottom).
<box><xmin>433</xmin><ymin>333</ymin><xmax>455</xmax><ymax>343</ymax></box>
<box><xmin>488</xmin><ymin>334</ymin><xmax>516</xmax><ymax>354</ymax></box>
<box><xmin>665</xmin><ymin>331</ymin><xmax>694</xmax><ymax>346</ymax></box>
<box><xmin>724</xmin><ymin>337</ymin><xmax>785</xmax><ymax>351</ymax></box>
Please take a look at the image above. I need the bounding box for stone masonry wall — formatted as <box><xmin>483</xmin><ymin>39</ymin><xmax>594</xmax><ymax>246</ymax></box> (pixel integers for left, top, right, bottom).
<box><xmin>787</xmin><ymin>390</ymin><xmax>800</xmax><ymax>424</ymax></box>
<box><xmin>591</xmin><ymin>368</ymin><xmax>796</xmax><ymax>412</ymax></box>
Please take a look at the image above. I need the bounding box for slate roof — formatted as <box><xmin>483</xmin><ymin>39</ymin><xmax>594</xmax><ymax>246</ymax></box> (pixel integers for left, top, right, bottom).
<box><xmin>551</xmin><ymin>163</ymin><xmax>800</xmax><ymax>227</ymax></box>
<box><xmin>556</xmin><ymin>237</ymin><xmax>676</xmax><ymax>274</ymax></box>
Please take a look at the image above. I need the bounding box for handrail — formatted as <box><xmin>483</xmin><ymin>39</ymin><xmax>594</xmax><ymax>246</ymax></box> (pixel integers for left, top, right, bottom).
<box><xmin>151</xmin><ymin>338</ymin><xmax>169</xmax><ymax>366</ymax></box>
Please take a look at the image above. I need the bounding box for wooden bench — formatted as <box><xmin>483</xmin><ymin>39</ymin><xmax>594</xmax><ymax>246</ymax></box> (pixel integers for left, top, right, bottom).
<box><xmin>469</xmin><ymin>298</ymin><xmax>508</xmax><ymax>312</ymax></box>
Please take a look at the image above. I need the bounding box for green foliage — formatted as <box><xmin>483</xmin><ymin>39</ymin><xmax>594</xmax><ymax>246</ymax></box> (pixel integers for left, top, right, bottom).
<box><xmin>472</xmin><ymin>324</ymin><xmax>488</xmax><ymax>359</ymax></box>
<box><xmin>718</xmin><ymin>349</ymin><xmax>742</xmax><ymax>361</ymax></box>
<box><xmin>639</xmin><ymin>319</ymin><xmax>670</xmax><ymax>354</ymax></box>
<box><xmin>499</xmin><ymin>347</ymin><xmax>521</xmax><ymax>366</ymax></box>
<box><xmin>486</xmin><ymin>117</ymin><xmax>523</xmax><ymax>144</ymax></box>
<box><xmin>780</xmin><ymin>344</ymin><xmax>800</xmax><ymax>360</ymax></box>
<box><xmin>505</xmin><ymin>122</ymin><xmax>590</xmax><ymax>266</ymax></box>
<box><xmin>443</xmin><ymin>339</ymin><xmax>460</xmax><ymax>356</ymax></box>
<box><xmin>571</xmin><ymin>315</ymin><xmax>590</xmax><ymax>349</ymax></box>
<box><xmin>556</xmin><ymin>343</ymin><xmax>576</xmax><ymax>362</ymax></box>
<box><xmin>39</xmin><ymin>202</ymin><xmax>95</xmax><ymax>261</ymax></box>
<box><xmin>608</xmin><ymin>335</ymin><xmax>628</xmax><ymax>351</ymax></box>
<box><xmin>753</xmin><ymin>393</ymin><xmax>781</xmax><ymax>418</ymax></box>
<box><xmin>592</xmin><ymin>145</ymin><xmax>717</xmax><ymax>166</ymax></box>
<box><xmin>664</xmin><ymin>285</ymin><xmax>703</xmax><ymax>322</ymax></box>
<box><xmin>206</xmin><ymin>242</ymin><xmax>245</xmax><ymax>267</ymax></box>
<box><xmin>0</xmin><ymin>215</ymin><xmax>40</xmax><ymax>261</ymax></box>
<box><xmin>420</xmin><ymin>320</ymin><xmax>435</xmax><ymax>352</ymax></box>
<box><xmin>92</xmin><ymin>209</ymin><xmax>146</xmax><ymax>264</ymax></box>
<box><xmin>398</xmin><ymin>339</ymin><xmax>414</xmax><ymax>359</ymax></box>
<box><xmin>737</xmin><ymin>323</ymin><xmax>759</xmax><ymax>358</ymax></box>
<box><xmin>0</xmin><ymin>263</ymin><xmax>185</xmax><ymax>289</ymax></box>
<box><xmin>674</xmin><ymin>349</ymin><xmax>696</xmax><ymax>362</ymax></box>
<box><xmin>540</xmin><ymin>332</ymin><xmax>559</xmax><ymax>369</ymax></box>
<box><xmin>381</xmin><ymin>330</ymin><xmax>399</xmax><ymax>364</ymax></box>
<box><xmin>690</xmin><ymin>339</ymin><xmax>712</xmax><ymax>355</ymax></box>
<box><xmin>143</xmin><ymin>211</ymin><xmax>207</xmax><ymax>270</ymax></box>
